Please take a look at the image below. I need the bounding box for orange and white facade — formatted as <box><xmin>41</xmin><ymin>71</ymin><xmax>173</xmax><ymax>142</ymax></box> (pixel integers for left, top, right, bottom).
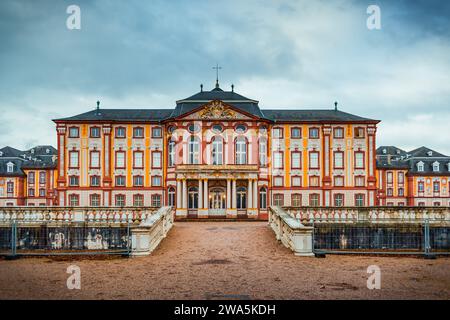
<box><xmin>53</xmin><ymin>84</ymin><xmax>380</xmax><ymax>219</ymax></box>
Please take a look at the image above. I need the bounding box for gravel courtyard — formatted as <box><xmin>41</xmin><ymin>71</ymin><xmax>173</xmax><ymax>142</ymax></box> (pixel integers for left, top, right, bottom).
<box><xmin>0</xmin><ymin>222</ymin><xmax>449</xmax><ymax>300</ymax></box>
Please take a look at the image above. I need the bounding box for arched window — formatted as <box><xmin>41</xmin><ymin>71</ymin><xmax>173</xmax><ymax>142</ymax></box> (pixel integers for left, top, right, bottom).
<box><xmin>211</xmin><ymin>136</ymin><xmax>223</xmax><ymax>165</ymax></box>
<box><xmin>188</xmin><ymin>136</ymin><xmax>200</xmax><ymax>164</ymax></box>
<box><xmin>168</xmin><ymin>187</ymin><xmax>176</xmax><ymax>207</ymax></box>
<box><xmin>168</xmin><ymin>139</ymin><xmax>176</xmax><ymax>167</ymax></box>
<box><xmin>237</xmin><ymin>187</ymin><xmax>247</xmax><ymax>209</ymax></box>
<box><xmin>259</xmin><ymin>138</ymin><xmax>267</xmax><ymax>166</ymax></box>
<box><xmin>259</xmin><ymin>187</ymin><xmax>267</xmax><ymax>209</ymax></box>
<box><xmin>188</xmin><ymin>187</ymin><xmax>199</xmax><ymax>209</ymax></box>
<box><xmin>235</xmin><ymin>137</ymin><xmax>247</xmax><ymax>165</ymax></box>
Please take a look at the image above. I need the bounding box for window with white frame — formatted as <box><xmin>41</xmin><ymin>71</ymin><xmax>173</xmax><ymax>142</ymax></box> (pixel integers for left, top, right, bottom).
<box><xmin>309</xmin><ymin>128</ymin><xmax>319</xmax><ymax>139</ymax></box>
<box><xmin>90</xmin><ymin>194</ymin><xmax>100</xmax><ymax>206</ymax></box>
<box><xmin>259</xmin><ymin>187</ymin><xmax>267</xmax><ymax>209</ymax></box>
<box><xmin>168</xmin><ymin>140</ymin><xmax>175</xmax><ymax>167</ymax></box>
<box><xmin>152</xmin><ymin>152</ymin><xmax>161</xmax><ymax>168</ymax></box>
<box><xmin>309</xmin><ymin>176</ymin><xmax>320</xmax><ymax>187</ymax></box>
<box><xmin>115</xmin><ymin>175</ymin><xmax>126</xmax><ymax>186</ymax></box>
<box><xmin>273</xmin><ymin>152</ymin><xmax>283</xmax><ymax>169</ymax></box>
<box><xmin>398</xmin><ymin>172</ymin><xmax>404</xmax><ymax>184</ymax></box>
<box><xmin>273</xmin><ymin>194</ymin><xmax>284</xmax><ymax>206</ymax></box>
<box><xmin>69</xmin><ymin>194</ymin><xmax>79</xmax><ymax>206</ymax></box>
<box><xmin>115</xmin><ymin>195</ymin><xmax>126</xmax><ymax>206</ymax></box>
<box><xmin>433</xmin><ymin>161</ymin><xmax>440</xmax><ymax>172</ymax></box>
<box><xmin>334</xmin><ymin>176</ymin><xmax>344</xmax><ymax>187</ymax></box>
<box><xmin>116</xmin><ymin>127</ymin><xmax>126</xmax><ymax>138</ymax></box>
<box><xmin>309</xmin><ymin>194</ymin><xmax>320</xmax><ymax>206</ymax></box>
<box><xmin>334</xmin><ymin>127</ymin><xmax>344</xmax><ymax>139</ymax></box>
<box><xmin>152</xmin><ymin>127</ymin><xmax>162</xmax><ymax>138</ymax></box>
<box><xmin>291</xmin><ymin>152</ymin><xmax>301</xmax><ymax>169</ymax></box>
<box><xmin>309</xmin><ymin>152</ymin><xmax>319</xmax><ymax>169</ymax></box>
<box><xmin>333</xmin><ymin>152</ymin><xmax>343</xmax><ymax>169</ymax></box>
<box><xmin>433</xmin><ymin>181</ymin><xmax>440</xmax><ymax>193</ymax></box>
<box><xmin>69</xmin><ymin>176</ymin><xmax>79</xmax><ymax>186</ymax></box>
<box><xmin>211</xmin><ymin>137</ymin><xmax>223</xmax><ymax>165</ymax></box>
<box><xmin>273</xmin><ymin>176</ymin><xmax>284</xmax><ymax>187</ymax></box>
<box><xmin>133</xmin><ymin>175</ymin><xmax>144</xmax><ymax>187</ymax></box>
<box><xmin>39</xmin><ymin>172</ymin><xmax>46</xmax><ymax>184</ymax></box>
<box><xmin>334</xmin><ymin>194</ymin><xmax>344</xmax><ymax>207</ymax></box>
<box><xmin>69</xmin><ymin>127</ymin><xmax>79</xmax><ymax>138</ymax></box>
<box><xmin>28</xmin><ymin>188</ymin><xmax>35</xmax><ymax>197</ymax></box>
<box><xmin>272</xmin><ymin>128</ymin><xmax>283</xmax><ymax>139</ymax></box>
<box><xmin>152</xmin><ymin>176</ymin><xmax>162</xmax><ymax>187</ymax></box>
<box><xmin>355</xmin><ymin>152</ymin><xmax>364</xmax><ymax>169</ymax></box>
<box><xmin>116</xmin><ymin>151</ymin><xmax>125</xmax><ymax>168</ymax></box>
<box><xmin>134</xmin><ymin>151</ymin><xmax>144</xmax><ymax>168</ymax></box>
<box><xmin>291</xmin><ymin>194</ymin><xmax>302</xmax><ymax>207</ymax></box>
<box><xmin>69</xmin><ymin>151</ymin><xmax>79</xmax><ymax>168</ymax></box>
<box><xmin>90</xmin><ymin>175</ymin><xmax>100</xmax><ymax>187</ymax></box>
<box><xmin>355</xmin><ymin>194</ymin><xmax>365</xmax><ymax>206</ymax></box>
<box><xmin>417</xmin><ymin>161</ymin><xmax>424</xmax><ymax>172</ymax></box>
<box><xmin>291</xmin><ymin>128</ymin><xmax>301</xmax><ymax>139</ymax></box>
<box><xmin>133</xmin><ymin>127</ymin><xmax>144</xmax><ymax>138</ymax></box>
<box><xmin>90</xmin><ymin>151</ymin><xmax>100</xmax><ymax>168</ymax></box>
<box><xmin>355</xmin><ymin>176</ymin><xmax>365</xmax><ymax>187</ymax></box>
<box><xmin>235</xmin><ymin>137</ymin><xmax>247</xmax><ymax>165</ymax></box>
<box><xmin>387</xmin><ymin>172</ymin><xmax>393</xmax><ymax>184</ymax></box>
<box><xmin>189</xmin><ymin>136</ymin><xmax>200</xmax><ymax>164</ymax></box>
<box><xmin>152</xmin><ymin>194</ymin><xmax>162</xmax><ymax>207</ymax></box>
<box><xmin>6</xmin><ymin>162</ymin><xmax>14</xmax><ymax>173</ymax></box>
<box><xmin>6</xmin><ymin>182</ymin><xmax>14</xmax><ymax>194</ymax></box>
<box><xmin>418</xmin><ymin>181</ymin><xmax>424</xmax><ymax>192</ymax></box>
<box><xmin>133</xmin><ymin>194</ymin><xmax>144</xmax><ymax>206</ymax></box>
<box><xmin>168</xmin><ymin>187</ymin><xmax>176</xmax><ymax>207</ymax></box>
<box><xmin>28</xmin><ymin>172</ymin><xmax>35</xmax><ymax>184</ymax></box>
<box><xmin>259</xmin><ymin>138</ymin><xmax>267</xmax><ymax>166</ymax></box>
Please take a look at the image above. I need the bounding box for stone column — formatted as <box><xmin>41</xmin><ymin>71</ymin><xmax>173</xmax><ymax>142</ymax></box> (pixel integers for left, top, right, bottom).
<box><xmin>182</xmin><ymin>179</ymin><xmax>187</xmax><ymax>209</ymax></box>
<box><xmin>176</xmin><ymin>179</ymin><xmax>182</xmax><ymax>208</ymax></box>
<box><xmin>199</xmin><ymin>179</ymin><xmax>203</xmax><ymax>209</ymax></box>
<box><xmin>226</xmin><ymin>179</ymin><xmax>231</xmax><ymax>209</ymax></box>
<box><xmin>203</xmin><ymin>179</ymin><xmax>208</xmax><ymax>209</ymax></box>
<box><xmin>232</xmin><ymin>179</ymin><xmax>237</xmax><ymax>209</ymax></box>
<box><xmin>175</xmin><ymin>179</ymin><xmax>187</xmax><ymax>218</ymax></box>
<box><xmin>248</xmin><ymin>179</ymin><xmax>253</xmax><ymax>210</ymax></box>
<box><xmin>253</xmin><ymin>179</ymin><xmax>258</xmax><ymax>209</ymax></box>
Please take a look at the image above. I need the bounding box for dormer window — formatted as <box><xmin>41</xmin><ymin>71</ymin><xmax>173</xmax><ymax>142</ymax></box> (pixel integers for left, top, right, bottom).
<box><xmin>30</xmin><ymin>149</ymin><xmax>34</xmax><ymax>154</ymax></box>
<box><xmin>6</xmin><ymin>162</ymin><xmax>14</xmax><ymax>173</ymax></box>
<box><xmin>447</xmin><ymin>162</ymin><xmax>450</xmax><ymax>172</ymax></box>
<box><xmin>427</xmin><ymin>151</ymin><xmax>433</xmax><ymax>156</ymax></box>
<box><xmin>432</xmin><ymin>161</ymin><xmax>440</xmax><ymax>172</ymax></box>
<box><xmin>417</xmin><ymin>161</ymin><xmax>424</xmax><ymax>172</ymax></box>
<box><xmin>0</xmin><ymin>151</ymin><xmax>3</xmax><ymax>157</ymax></box>
<box><xmin>46</xmin><ymin>148</ymin><xmax>50</xmax><ymax>154</ymax></box>
<box><xmin>382</xmin><ymin>149</ymin><xmax>387</xmax><ymax>154</ymax></box>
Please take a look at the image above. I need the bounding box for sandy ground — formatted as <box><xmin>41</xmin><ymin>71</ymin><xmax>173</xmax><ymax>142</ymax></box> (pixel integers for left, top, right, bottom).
<box><xmin>0</xmin><ymin>222</ymin><xmax>449</xmax><ymax>300</ymax></box>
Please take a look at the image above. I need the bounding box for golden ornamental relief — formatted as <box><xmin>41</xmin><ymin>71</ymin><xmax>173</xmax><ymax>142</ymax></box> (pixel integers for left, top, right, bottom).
<box><xmin>199</xmin><ymin>101</ymin><xmax>237</xmax><ymax>119</ymax></box>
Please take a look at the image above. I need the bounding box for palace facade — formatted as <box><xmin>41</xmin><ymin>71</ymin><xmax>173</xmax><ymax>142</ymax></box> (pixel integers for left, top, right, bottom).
<box><xmin>1</xmin><ymin>83</ymin><xmax>449</xmax><ymax>217</ymax></box>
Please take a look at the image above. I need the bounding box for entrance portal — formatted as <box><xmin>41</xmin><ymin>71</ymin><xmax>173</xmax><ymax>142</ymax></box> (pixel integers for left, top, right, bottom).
<box><xmin>209</xmin><ymin>187</ymin><xmax>226</xmax><ymax>216</ymax></box>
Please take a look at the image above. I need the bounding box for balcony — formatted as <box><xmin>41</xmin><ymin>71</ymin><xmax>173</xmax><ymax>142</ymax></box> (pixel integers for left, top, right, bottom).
<box><xmin>175</xmin><ymin>164</ymin><xmax>258</xmax><ymax>174</ymax></box>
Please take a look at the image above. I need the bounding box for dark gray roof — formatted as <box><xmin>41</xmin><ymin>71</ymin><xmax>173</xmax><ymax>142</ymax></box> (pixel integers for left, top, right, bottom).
<box><xmin>54</xmin><ymin>109</ymin><xmax>173</xmax><ymax>122</ymax></box>
<box><xmin>264</xmin><ymin>109</ymin><xmax>378</xmax><ymax>122</ymax></box>
<box><xmin>0</xmin><ymin>145</ymin><xmax>57</xmax><ymax>177</ymax></box>
<box><xmin>0</xmin><ymin>146</ymin><xmax>22</xmax><ymax>158</ymax></box>
<box><xmin>408</xmin><ymin>146</ymin><xmax>448</xmax><ymax>158</ymax></box>
<box><xmin>376</xmin><ymin>146</ymin><xmax>407</xmax><ymax>156</ymax></box>
<box><xmin>0</xmin><ymin>159</ymin><xmax>26</xmax><ymax>176</ymax></box>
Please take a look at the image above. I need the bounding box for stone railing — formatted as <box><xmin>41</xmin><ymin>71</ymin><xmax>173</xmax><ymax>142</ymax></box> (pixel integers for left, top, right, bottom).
<box><xmin>0</xmin><ymin>206</ymin><xmax>159</xmax><ymax>225</ymax></box>
<box><xmin>131</xmin><ymin>206</ymin><xmax>174</xmax><ymax>256</ymax></box>
<box><xmin>268</xmin><ymin>206</ymin><xmax>314</xmax><ymax>256</ymax></box>
<box><xmin>282</xmin><ymin>206</ymin><xmax>450</xmax><ymax>225</ymax></box>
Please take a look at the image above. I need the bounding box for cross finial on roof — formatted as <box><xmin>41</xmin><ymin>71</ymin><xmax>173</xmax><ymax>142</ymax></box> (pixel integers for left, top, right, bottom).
<box><xmin>213</xmin><ymin>63</ymin><xmax>222</xmax><ymax>88</ymax></box>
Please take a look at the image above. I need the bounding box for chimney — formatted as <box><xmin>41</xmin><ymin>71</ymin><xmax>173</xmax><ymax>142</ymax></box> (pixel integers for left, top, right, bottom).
<box><xmin>200</xmin><ymin>84</ymin><xmax>203</xmax><ymax>92</ymax></box>
<box><xmin>96</xmin><ymin>100</ymin><xmax>101</xmax><ymax>115</ymax></box>
<box><xmin>231</xmin><ymin>84</ymin><xmax>234</xmax><ymax>92</ymax></box>
<box><xmin>334</xmin><ymin>101</ymin><xmax>338</xmax><ymax>111</ymax></box>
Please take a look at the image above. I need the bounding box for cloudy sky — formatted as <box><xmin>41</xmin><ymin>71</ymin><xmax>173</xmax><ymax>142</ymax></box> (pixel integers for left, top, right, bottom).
<box><xmin>0</xmin><ymin>0</ymin><xmax>449</xmax><ymax>154</ymax></box>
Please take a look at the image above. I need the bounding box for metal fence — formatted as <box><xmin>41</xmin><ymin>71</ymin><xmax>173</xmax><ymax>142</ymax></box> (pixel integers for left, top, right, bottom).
<box><xmin>310</xmin><ymin>219</ymin><xmax>450</xmax><ymax>255</ymax></box>
<box><xmin>0</xmin><ymin>221</ymin><xmax>131</xmax><ymax>257</ymax></box>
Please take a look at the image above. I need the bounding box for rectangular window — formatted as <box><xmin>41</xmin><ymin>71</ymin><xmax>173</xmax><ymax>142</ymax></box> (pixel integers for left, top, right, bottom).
<box><xmin>398</xmin><ymin>188</ymin><xmax>404</xmax><ymax>197</ymax></box>
<box><xmin>398</xmin><ymin>172</ymin><xmax>404</xmax><ymax>184</ymax></box>
<box><xmin>418</xmin><ymin>181</ymin><xmax>424</xmax><ymax>192</ymax></box>
<box><xmin>309</xmin><ymin>152</ymin><xmax>319</xmax><ymax>169</ymax></box>
<box><xmin>333</xmin><ymin>152</ymin><xmax>344</xmax><ymax>169</ymax></box>
<box><xmin>90</xmin><ymin>175</ymin><xmax>100</xmax><ymax>187</ymax></box>
<box><xmin>69</xmin><ymin>194</ymin><xmax>79</xmax><ymax>206</ymax></box>
<box><xmin>387</xmin><ymin>172</ymin><xmax>393</xmax><ymax>184</ymax></box>
<box><xmin>69</xmin><ymin>127</ymin><xmax>79</xmax><ymax>138</ymax></box>
<box><xmin>291</xmin><ymin>176</ymin><xmax>302</xmax><ymax>187</ymax></box>
<box><xmin>387</xmin><ymin>188</ymin><xmax>393</xmax><ymax>196</ymax></box>
<box><xmin>334</xmin><ymin>176</ymin><xmax>344</xmax><ymax>187</ymax></box>
<box><xmin>28</xmin><ymin>188</ymin><xmax>35</xmax><ymax>197</ymax></box>
<box><xmin>333</xmin><ymin>127</ymin><xmax>344</xmax><ymax>139</ymax></box>
<box><xmin>39</xmin><ymin>188</ymin><xmax>46</xmax><ymax>197</ymax></box>
<box><xmin>134</xmin><ymin>194</ymin><xmax>144</xmax><ymax>206</ymax></box>
<box><xmin>90</xmin><ymin>194</ymin><xmax>100</xmax><ymax>206</ymax></box>
<box><xmin>7</xmin><ymin>182</ymin><xmax>14</xmax><ymax>194</ymax></box>
<box><xmin>291</xmin><ymin>152</ymin><xmax>301</xmax><ymax>169</ymax></box>
<box><xmin>133</xmin><ymin>127</ymin><xmax>144</xmax><ymax>138</ymax></box>
<box><xmin>134</xmin><ymin>151</ymin><xmax>144</xmax><ymax>168</ymax></box>
<box><xmin>291</xmin><ymin>128</ymin><xmax>301</xmax><ymax>139</ymax></box>
<box><xmin>273</xmin><ymin>194</ymin><xmax>284</xmax><ymax>206</ymax></box>
<box><xmin>355</xmin><ymin>176</ymin><xmax>365</xmax><ymax>187</ymax></box>
<box><xmin>116</xmin><ymin>127</ymin><xmax>126</xmax><ymax>138</ymax></box>
<box><xmin>90</xmin><ymin>151</ymin><xmax>100</xmax><ymax>168</ymax></box>
<box><xmin>273</xmin><ymin>176</ymin><xmax>284</xmax><ymax>187</ymax></box>
<box><xmin>115</xmin><ymin>175</ymin><xmax>126</xmax><ymax>187</ymax></box>
<box><xmin>259</xmin><ymin>188</ymin><xmax>267</xmax><ymax>209</ymax></box>
<box><xmin>28</xmin><ymin>172</ymin><xmax>35</xmax><ymax>184</ymax></box>
<box><xmin>433</xmin><ymin>181</ymin><xmax>440</xmax><ymax>193</ymax></box>
<box><xmin>90</xmin><ymin>127</ymin><xmax>101</xmax><ymax>138</ymax></box>
<box><xmin>259</xmin><ymin>139</ymin><xmax>267</xmax><ymax>167</ymax></box>
<box><xmin>354</xmin><ymin>152</ymin><xmax>364</xmax><ymax>169</ymax></box>
<box><xmin>355</xmin><ymin>194</ymin><xmax>365</xmax><ymax>206</ymax></box>
<box><xmin>309</xmin><ymin>194</ymin><xmax>320</xmax><ymax>206</ymax></box>
<box><xmin>152</xmin><ymin>176</ymin><xmax>162</xmax><ymax>187</ymax></box>
<box><xmin>116</xmin><ymin>151</ymin><xmax>126</xmax><ymax>169</ymax></box>
<box><xmin>354</xmin><ymin>127</ymin><xmax>365</xmax><ymax>138</ymax></box>
<box><xmin>152</xmin><ymin>127</ymin><xmax>162</xmax><ymax>138</ymax></box>
<box><xmin>152</xmin><ymin>194</ymin><xmax>162</xmax><ymax>207</ymax></box>
<box><xmin>309</xmin><ymin>128</ymin><xmax>319</xmax><ymax>139</ymax></box>
<box><xmin>152</xmin><ymin>151</ymin><xmax>162</xmax><ymax>168</ymax></box>
<box><xmin>272</xmin><ymin>128</ymin><xmax>283</xmax><ymax>139</ymax></box>
<box><xmin>309</xmin><ymin>176</ymin><xmax>320</xmax><ymax>187</ymax></box>
<box><xmin>39</xmin><ymin>172</ymin><xmax>46</xmax><ymax>184</ymax></box>
<box><xmin>334</xmin><ymin>194</ymin><xmax>344</xmax><ymax>207</ymax></box>
<box><xmin>115</xmin><ymin>195</ymin><xmax>126</xmax><ymax>207</ymax></box>
<box><xmin>133</xmin><ymin>175</ymin><xmax>144</xmax><ymax>187</ymax></box>
<box><xmin>69</xmin><ymin>151</ymin><xmax>79</xmax><ymax>168</ymax></box>
<box><xmin>291</xmin><ymin>194</ymin><xmax>302</xmax><ymax>207</ymax></box>
<box><xmin>69</xmin><ymin>176</ymin><xmax>79</xmax><ymax>186</ymax></box>
<box><xmin>273</xmin><ymin>152</ymin><xmax>283</xmax><ymax>169</ymax></box>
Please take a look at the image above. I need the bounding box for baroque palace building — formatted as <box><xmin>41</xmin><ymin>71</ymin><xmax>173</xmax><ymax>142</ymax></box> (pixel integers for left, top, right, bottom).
<box><xmin>0</xmin><ymin>83</ymin><xmax>449</xmax><ymax>217</ymax></box>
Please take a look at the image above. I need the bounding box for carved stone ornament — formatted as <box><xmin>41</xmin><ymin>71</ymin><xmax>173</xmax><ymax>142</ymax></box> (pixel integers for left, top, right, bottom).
<box><xmin>199</xmin><ymin>101</ymin><xmax>237</xmax><ymax>119</ymax></box>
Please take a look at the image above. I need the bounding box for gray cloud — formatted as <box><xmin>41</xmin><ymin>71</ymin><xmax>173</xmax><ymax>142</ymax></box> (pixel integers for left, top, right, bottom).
<box><xmin>0</xmin><ymin>0</ymin><xmax>449</xmax><ymax>154</ymax></box>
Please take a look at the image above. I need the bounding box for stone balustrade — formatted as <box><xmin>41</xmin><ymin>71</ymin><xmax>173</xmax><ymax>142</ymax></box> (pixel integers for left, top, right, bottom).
<box><xmin>268</xmin><ymin>206</ymin><xmax>314</xmax><ymax>256</ymax></box>
<box><xmin>0</xmin><ymin>206</ymin><xmax>159</xmax><ymax>225</ymax></box>
<box><xmin>131</xmin><ymin>206</ymin><xmax>174</xmax><ymax>256</ymax></box>
<box><xmin>282</xmin><ymin>206</ymin><xmax>450</xmax><ymax>225</ymax></box>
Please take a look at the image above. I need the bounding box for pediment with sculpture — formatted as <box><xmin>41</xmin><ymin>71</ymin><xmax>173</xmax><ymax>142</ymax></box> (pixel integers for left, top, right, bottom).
<box><xmin>183</xmin><ymin>100</ymin><xmax>252</xmax><ymax>120</ymax></box>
